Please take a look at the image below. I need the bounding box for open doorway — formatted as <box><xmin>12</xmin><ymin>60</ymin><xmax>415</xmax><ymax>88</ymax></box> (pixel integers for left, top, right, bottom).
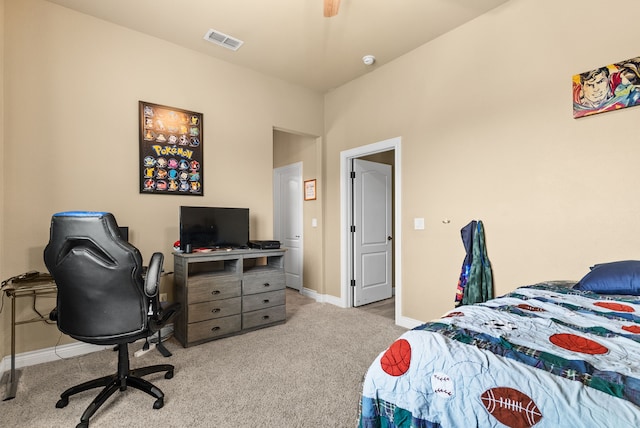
<box><xmin>273</xmin><ymin>129</ymin><xmax>322</xmax><ymax>297</ymax></box>
<box><xmin>340</xmin><ymin>137</ymin><xmax>402</xmax><ymax>324</ymax></box>
<box><xmin>273</xmin><ymin>162</ymin><xmax>303</xmax><ymax>291</ymax></box>
<box><xmin>351</xmin><ymin>156</ymin><xmax>393</xmax><ymax>307</ymax></box>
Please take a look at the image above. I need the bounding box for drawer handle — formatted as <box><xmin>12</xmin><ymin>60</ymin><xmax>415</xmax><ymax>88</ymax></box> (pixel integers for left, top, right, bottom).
<box><xmin>212</xmin><ymin>308</ymin><xmax>221</xmax><ymax>313</ymax></box>
<box><xmin>211</xmin><ymin>326</ymin><xmax>220</xmax><ymax>332</ymax></box>
<box><xmin>262</xmin><ymin>315</ymin><xmax>270</xmax><ymax>320</ymax></box>
<box><xmin>263</xmin><ymin>299</ymin><xmax>270</xmax><ymax>304</ymax></box>
<box><xmin>212</xmin><ymin>290</ymin><xmax>221</xmax><ymax>295</ymax></box>
<box><xmin>263</xmin><ymin>283</ymin><xmax>271</xmax><ymax>287</ymax></box>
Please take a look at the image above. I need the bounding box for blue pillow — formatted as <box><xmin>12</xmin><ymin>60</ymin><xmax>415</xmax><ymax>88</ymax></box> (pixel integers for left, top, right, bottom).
<box><xmin>574</xmin><ymin>260</ymin><xmax>640</xmax><ymax>295</ymax></box>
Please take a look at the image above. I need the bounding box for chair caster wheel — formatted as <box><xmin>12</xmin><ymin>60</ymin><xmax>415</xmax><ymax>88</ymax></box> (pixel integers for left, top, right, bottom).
<box><xmin>56</xmin><ymin>397</ymin><xmax>69</xmax><ymax>408</ymax></box>
<box><xmin>76</xmin><ymin>422</ymin><xmax>89</xmax><ymax>428</ymax></box>
<box><xmin>153</xmin><ymin>398</ymin><xmax>164</xmax><ymax>409</ymax></box>
<box><xmin>165</xmin><ymin>370</ymin><xmax>174</xmax><ymax>379</ymax></box>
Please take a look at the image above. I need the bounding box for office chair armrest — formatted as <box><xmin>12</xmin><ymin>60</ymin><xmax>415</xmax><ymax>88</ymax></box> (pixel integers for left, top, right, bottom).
<box><xmin>149</xmin><ymin>302</ymin><xmax>181</xmax><ymax>331</ymax></box>
<box><xmin>144</xmin><ymin>252</ymin><xmax>164</xmax><ymax>298</ymax></box>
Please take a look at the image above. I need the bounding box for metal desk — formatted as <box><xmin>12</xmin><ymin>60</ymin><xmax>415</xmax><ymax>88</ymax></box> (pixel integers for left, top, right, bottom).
<box><xmin>0</xmin><ymin>274</ymin><xmax>57</xmax><ymax>401</ymax></box>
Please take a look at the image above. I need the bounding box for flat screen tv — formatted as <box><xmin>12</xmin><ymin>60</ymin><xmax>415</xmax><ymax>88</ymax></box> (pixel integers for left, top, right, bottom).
<box><xmin>179</xmin><ymin>206</ymin><xmax>249</xmax><ymax>251</ymax></box>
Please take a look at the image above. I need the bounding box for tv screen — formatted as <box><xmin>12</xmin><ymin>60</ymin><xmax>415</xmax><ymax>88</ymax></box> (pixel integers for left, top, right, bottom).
<box><xmin>179</xmin><ymin>206</ymin><xmax>249</xmax><ymax>251</ymax></box>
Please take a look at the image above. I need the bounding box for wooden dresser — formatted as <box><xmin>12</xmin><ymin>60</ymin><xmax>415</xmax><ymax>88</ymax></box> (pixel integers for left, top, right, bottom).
<box><xmin>173</xmin><ymin>248</ymin><xmax>286</xmax><ymax>347</ymax></box>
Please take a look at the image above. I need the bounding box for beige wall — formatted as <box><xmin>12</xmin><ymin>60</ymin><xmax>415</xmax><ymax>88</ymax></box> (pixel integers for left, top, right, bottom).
<box><xmin>0</xmin><ymin>0</ymin><xmax>6</xmax><ymax>362</ymax></box>
<box><xmin>324</xmin><ymin>0</ymin><xmax>640</xmax><ymax>322</ymax></box>
<box><xmin>273</xmin><ymin>130</ymin><xmax>324</xmax><ymax>293</ymax></box>
<box><xmin>1</xmin><ymin>0</ymin><xmax>323</xmax><ymax>357</ymax></box>
<box><xmin>4</xmin><ymin>0</ymin><xmax>640</xmax><ymax>361</ymax></box>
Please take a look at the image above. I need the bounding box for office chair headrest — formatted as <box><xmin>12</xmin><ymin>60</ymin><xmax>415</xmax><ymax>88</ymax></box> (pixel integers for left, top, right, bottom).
<box><xmin>53</xmin><ymin>211</ymin><xmax>110</xmax><ymax>218</ymax></box>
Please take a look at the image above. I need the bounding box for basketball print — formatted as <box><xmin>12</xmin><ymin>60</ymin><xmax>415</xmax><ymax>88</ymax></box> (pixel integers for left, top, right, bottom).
<box><xmin>594</xmin><ymin>301</ymin><xmax>635</xmax><ymax>313</ymax></box>
<box><xmin>549</xmin><ymin>333</ymin><xmax>608</xmax><ymax>355</ymax></box>
<box><xmin>380</xmin><ymin>338</ymin><xmax>411</xmax><ymax>376</ymax></box>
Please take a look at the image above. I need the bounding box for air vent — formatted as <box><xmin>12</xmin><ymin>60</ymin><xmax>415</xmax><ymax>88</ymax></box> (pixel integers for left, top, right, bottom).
<box><xmin>203</xmin><ymin>29</ymin><xmax>244</xmax><ymax>51</ymax></box>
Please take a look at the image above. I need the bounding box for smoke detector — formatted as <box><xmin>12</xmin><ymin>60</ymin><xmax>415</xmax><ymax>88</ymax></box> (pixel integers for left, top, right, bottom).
<box><xmin>203</xmin><ymin>29</ymin><xmax>244</xmax><ymax>51</ymax></box>
<box><xmin>362</xmin><ymin>55</ymin><xmax>376</xmax><ymax>66</ymax></box>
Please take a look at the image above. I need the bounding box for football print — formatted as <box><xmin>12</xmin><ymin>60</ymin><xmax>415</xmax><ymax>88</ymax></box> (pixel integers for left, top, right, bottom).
<box><xmin>481</xmin><ymin>387</ymin><xmax>542</xmax><ymax>428</ymax></box>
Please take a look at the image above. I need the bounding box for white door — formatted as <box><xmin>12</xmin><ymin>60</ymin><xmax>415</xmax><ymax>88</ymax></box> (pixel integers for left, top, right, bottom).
<box><xmin>273</xmin><ymin>163</ymin><xmax>303</xmax><ymax>290</ymax></box>
<box><xmin>352</xmin><ymin>159</ymin><xmax>392</xmax><ymax>306</ymax></box>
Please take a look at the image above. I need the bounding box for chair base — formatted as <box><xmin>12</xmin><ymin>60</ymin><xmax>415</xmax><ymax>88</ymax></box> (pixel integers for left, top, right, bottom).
<box><xmin>55</xmin><ymin>344</ymin><xmax>174</xmax><ymax>428</ymax></box>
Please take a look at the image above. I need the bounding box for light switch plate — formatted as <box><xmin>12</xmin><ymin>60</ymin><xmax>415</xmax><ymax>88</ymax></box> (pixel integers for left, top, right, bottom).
<box><xmin>414</xmin><ymin>218</ymin><xmax>425</xmax><ymax>230</ymax></box>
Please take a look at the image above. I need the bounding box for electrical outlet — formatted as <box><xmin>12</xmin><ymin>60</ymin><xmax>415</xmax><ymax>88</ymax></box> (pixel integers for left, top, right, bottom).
<box><xmin>159</xmin><ymin>293</ymin><xmax>168</xmax><ymax>302</ymax></box>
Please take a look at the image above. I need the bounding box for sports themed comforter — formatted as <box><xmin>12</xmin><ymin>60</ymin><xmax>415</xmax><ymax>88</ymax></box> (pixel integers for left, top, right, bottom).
<box><xmin>359</xmin><ymin>282</ymin><xmax>640</xmax><ymax>427</ymax></box>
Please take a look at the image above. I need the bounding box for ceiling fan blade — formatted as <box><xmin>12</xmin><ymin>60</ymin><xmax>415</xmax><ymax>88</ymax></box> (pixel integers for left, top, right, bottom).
<box><xmin>324</xmin><ymin>0</ymin><xmax>341</xmax><ymax>17</ymax></box>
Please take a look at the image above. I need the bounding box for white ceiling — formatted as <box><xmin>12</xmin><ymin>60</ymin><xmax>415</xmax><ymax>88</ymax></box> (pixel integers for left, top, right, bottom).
<box><xmin>44</xmin><ymin>0</ymin><xmax>510</xmax><ymax>92</ymax></box>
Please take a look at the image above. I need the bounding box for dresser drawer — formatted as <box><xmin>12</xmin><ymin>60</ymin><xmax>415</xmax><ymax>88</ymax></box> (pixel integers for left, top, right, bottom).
<box><xmin>242</xmin><ymin>305</ymin><xmax>286</xmax><ymax>330</ymax></box>
<box><xmin>188</xmin><ymin>297</ymin><xmax>241</xmax><ymax>323</ymax></box>
<box><xmin>243</xmin><ymin>271</ymin><xmax>285</xmax><ymax>295</ymax></box>
<box><xmin>188</xmin><ymin>315</ymin><xmax>241</xmax><ymax>343</ymax></box>
<box><xmin>243</xmin><ymin>290</ymin><xmax>285</xmax><ymax>312</ymax></box>
<box><xmin>187</xmin><ymin>275</ymin><xmax>240</xmax><ymax>304</ymax></box>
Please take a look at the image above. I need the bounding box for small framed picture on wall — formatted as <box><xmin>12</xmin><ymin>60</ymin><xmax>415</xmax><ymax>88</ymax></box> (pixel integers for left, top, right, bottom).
<box><xmin>304</xmin><ymin>179</ymin><xmax>317</xmax><ymax>201</ymax></box>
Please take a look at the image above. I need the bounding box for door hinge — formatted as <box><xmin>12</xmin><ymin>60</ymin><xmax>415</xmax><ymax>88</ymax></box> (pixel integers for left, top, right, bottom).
<box><xmin>350</xmin><ymin>171</ymin><xmax>356</xmax><ymax>179</ymax></box>
<box><xmin>350</xmin><ymin>225</ymin><xmax>356</xmax><ymax>233</ymax></box>
<box><xmin>350</xmin><ymin>279</ymin><xmax>356</xmax><ymax>287</ymax></box>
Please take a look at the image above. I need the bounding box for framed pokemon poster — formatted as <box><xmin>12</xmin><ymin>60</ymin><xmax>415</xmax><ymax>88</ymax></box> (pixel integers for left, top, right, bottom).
<box><xmin>139</xmin><ymin>101</ymin><xmax>203</xmax><ymax>195</ymax></box>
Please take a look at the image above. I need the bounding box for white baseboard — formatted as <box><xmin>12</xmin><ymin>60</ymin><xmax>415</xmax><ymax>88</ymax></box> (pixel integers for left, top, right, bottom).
<box><xmin>300</xmin><ymin>287</ymin><xmax>345</xmax><ymax>307</ymax></box>
<box><xmin>396</xmin><ymin>316</ymin><xmax>423</xmax><ymax>330</ymax></box>
<box><xmin>0</xmin><ymin>342</ymin><xmax>109</xmax><ymax>374</ymax></box>
<box><xmin>1</xmin><ymin>294</ymin><xmax>421</xmax><ymax>374</ymax></box>
<box><xmin>300</xmin><ymin>287</ymin><xmax>422</xmax><ymax>329</ymax></box>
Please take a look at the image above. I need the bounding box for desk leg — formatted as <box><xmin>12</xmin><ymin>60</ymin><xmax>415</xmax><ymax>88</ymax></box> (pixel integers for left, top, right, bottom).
<box><xmin>1</xmin><ymin>293</ymin><xmax>20</xmax><ymax>400</ymax></box>
<box><xmin>156</xmin><ymin>329</ymin><xmax>172</xmax><ymax>358</ymax></box>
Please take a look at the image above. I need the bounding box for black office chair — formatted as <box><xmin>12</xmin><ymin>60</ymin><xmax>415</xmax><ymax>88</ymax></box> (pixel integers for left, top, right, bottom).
<box><xmin>43</xmin><ymin>211</ymin><xmax>180</xmax><ymax>428</ymax></box>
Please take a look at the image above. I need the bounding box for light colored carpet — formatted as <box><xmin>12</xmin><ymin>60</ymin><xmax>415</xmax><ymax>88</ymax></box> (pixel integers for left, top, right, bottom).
<box><xmin>0</xmin><ymin>290</ymin><xmax>406</xmax><ymax>427</ymax></box>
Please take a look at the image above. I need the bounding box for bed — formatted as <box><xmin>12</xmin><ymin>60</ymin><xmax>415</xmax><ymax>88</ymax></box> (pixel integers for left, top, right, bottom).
<box><xmin>359</xmin><ymin>261</ymin><xmax>640</xmax><ymax>427</ymax></box>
